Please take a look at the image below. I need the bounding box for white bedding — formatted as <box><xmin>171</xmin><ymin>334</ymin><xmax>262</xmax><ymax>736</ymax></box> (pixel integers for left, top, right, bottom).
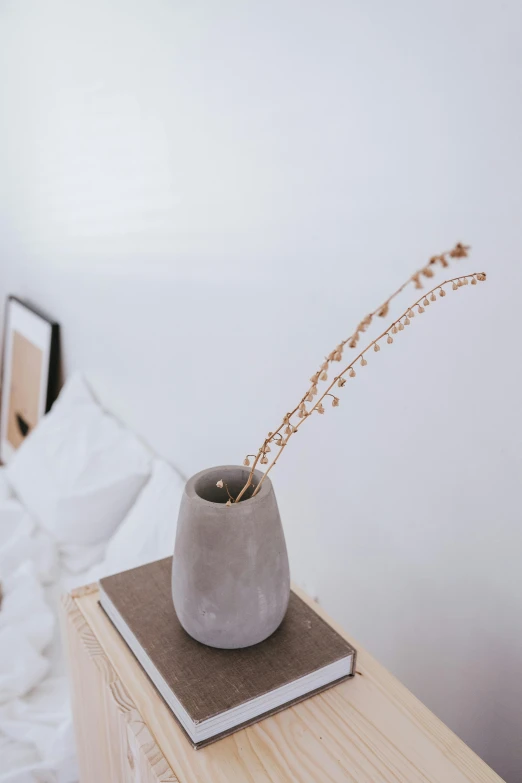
<box><xmin>0</xmin><ymin>477</ymin><xmax>91</xmax><ymax>782</ymax></box>
<box><xmin>0</xmin><ymin>376</ymin><xmax>185</xmax><ymax>782</ymax></box>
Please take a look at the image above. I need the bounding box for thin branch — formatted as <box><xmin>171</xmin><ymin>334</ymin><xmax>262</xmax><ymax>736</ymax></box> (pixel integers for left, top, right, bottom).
<box><xmin>223</xmin><ymin>482</ymin><xmax>235</xmax><ymax>502</ymax></box>
<box><xmin>233</xmin><ymin>243</ymin><xmax>470</xmax><ymax>502</ymax></box>
<box><xmin>250</xmin><ymin>272</ymin><xmax>485</xmax><ymax>498</ymax></box>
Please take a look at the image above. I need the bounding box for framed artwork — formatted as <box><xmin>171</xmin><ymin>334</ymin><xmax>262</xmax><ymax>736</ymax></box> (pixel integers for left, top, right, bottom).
<box><xmin>0</xmin><ymin>296</ymin><xmax>60</xmax><ymax>463</ymax></box>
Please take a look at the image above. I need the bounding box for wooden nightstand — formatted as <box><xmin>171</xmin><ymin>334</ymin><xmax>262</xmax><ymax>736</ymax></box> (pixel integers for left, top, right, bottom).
<box><xmin>62</xmin><ymin>584</ymin><xmax>504</xmax><ymax>783</ymax></box>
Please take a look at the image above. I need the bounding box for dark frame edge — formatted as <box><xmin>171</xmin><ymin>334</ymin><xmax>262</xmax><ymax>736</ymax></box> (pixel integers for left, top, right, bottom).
<box><xmin>3</xmin><ymin>294</ymin><xmax>61</xmax><ymax>415</ymax></box>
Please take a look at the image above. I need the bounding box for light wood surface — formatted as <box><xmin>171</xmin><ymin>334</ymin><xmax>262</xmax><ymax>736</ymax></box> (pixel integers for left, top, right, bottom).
<box><xmin>61</xmin><ymin>588</ymin><xmax>178</xmax><ymax>783</ymax></box>
<box><xmin>62</xmin><ymin>584</ymin><xmax>505</xmax><ymax>783</ymax></box>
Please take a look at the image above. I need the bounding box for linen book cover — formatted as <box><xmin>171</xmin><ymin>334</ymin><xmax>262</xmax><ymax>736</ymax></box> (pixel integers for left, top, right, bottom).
<box><xmin>99</xmin><ymin>557</ymin><xmax>356</xmax><ymax>747</ymax></box>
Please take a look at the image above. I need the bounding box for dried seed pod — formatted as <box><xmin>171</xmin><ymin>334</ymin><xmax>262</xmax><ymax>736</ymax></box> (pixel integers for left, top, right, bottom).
<box><xmin>423</xmin><ymin>267</ymin><xmax>434</xmax><ymax>278</ymax></box>
<box><xmin>285</xmin><ymin>425</ymin><xmax>292</xmax><ymax>435</ymax></box>
<box><xmin>349</xmin><ymin>339</ymin><xmax>357</xmax><ymax>348</ymax></box>
<box><xmin>316</xmin><ymin>403</ymin><xmax>325</xmax><ymax>414</ymax></box>
<box><xmin>311</xmin><ymin>384</ymin><xmax>318</xmax><ymax>395</ymax></box>
<box><xmin>471</xmin><ymin>276</ymin><xmax>477</xmax><ymax>285</ymax></box>
<box><xmin>412</xmin><ymin>274</ymin><xmax>423</xmax><ymax>289</ymax></box>
<box><xmin>306</xmin><ymin>393</ymin><xmax>314</xmax><ymax>402</ymax></box>
<box><xmin>449</xmin><ymin>242</ymin><xmax>470</xmax><ymax>258</ymax></box>
<box><xmin>391</xmin><ymin>325</ymin><xmax>398</xmax><ymax>334</ymax></box>
<box><xmin>320</xmin><ymin>371</ymin><xmax>328</xmax><ymax>381</ymax></box>
<box><xmin>398</xmin><ymin>322</ymin><xmax>404</xmax><ymax>331</ymax></box>
<box><xmin>452</xmin><ymin>282</ymin><xmax>458</xmax><ymax>290</ymax></box>
<box><xmin>439</xmin><ymin>288</ymin><xmax>446</xmax><ymax>297</ymax></box>
<box><xmin>338</xmin><ymin>377</ymin><xmax>347</xmax><ymax>388</ymax></box>
<box><xmin>332</xmin><ymin>397</ymin><xmax>340</xmax><ymax>407</ymax></box>
<box><xmin>361</xmin><ymin>356</ymin><xmax>367</xmax><ymax>366</ymax></box>
<box><xmin>298</xmin><ymin>409</ymin><xmax>306</xmax><ymax>419</ymax></box>
<box><xmin>264</xmin><ymin>445</ymin><xmax>271</xmax><ymax>453</ymax></box>
<box><xmin>374</xmin><ymin>343</ymin><xmax>381</xmax><ymax>352</ymax></box>
<box><xmin>243</xmin><ymin>457</ymin><xmax>250</xmax><ymax>467</ymax></box>
<box><xmin>261</xmin><ymin>455</ymin><xmax>269</xmax><ymax>464</ymax></box>
<box><xmin>387</xmin><ymin>335</ymin><xmax>393</xmax><ymax>344</ymax></box>
<box><xmin>404</xmin><ymin>317</ymin><xmax>410</xmax><ymax>325</ymax></box>
<box><xmin>216</xmin><ymin>480</ymin><xmax>224</xmax><ymax>488</ymax></box>
<box><xmin>310</xmin><ymin>372</ymin><xmax>320</xmax><ymax>384</ymax></box>
<box><xmin>408</xmin><ymin>309</ymin><xmax>415</xmax><ymax>318</ymax></box>
<box><xmin>430</xmin><ymin>292</ymin><xmax>436</xmax><ymax>302</ymax></box>
<box><xmin>477</xmin><ymin>273</ymin><xmax>486</xmax><ymax>281</ymax></box>
<box><xmin>349</xmin><ymin>367</ymin><xmax>356</xmax><ymax>378</ymax></box>
<box><xmin>423</xmin><ymin>297</ymin><xmax>430</xmax><ymax>306</ymax></box>
<box><xmin>321</xmin><ymin>361</ymin><xmax>329</xmax><ymax>371</ymax></box>
<box><xmin>333</xmin><ymin>352</ymin><xmax>342</xmax><ymax>362</ymax></box>
<box><xmin>377</xmin><ymin>303</ymin><xmax>389</xmax><ymax>317</ymax></box>
<box><xmin>417</xmin><ymin>305</ymin><xmax>425</xmax><ymax>313</ymax></box>
<box><xmin>226</xmin><ymin>499</ymin><xmax>232</xmax><ymax>507</ymax></box>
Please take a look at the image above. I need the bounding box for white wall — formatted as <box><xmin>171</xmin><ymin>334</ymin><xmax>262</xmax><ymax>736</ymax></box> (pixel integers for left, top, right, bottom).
<box><xmin>1</xmin><ymin>1</ymin><xmax>521</xmax><ymax>778</ymax></box>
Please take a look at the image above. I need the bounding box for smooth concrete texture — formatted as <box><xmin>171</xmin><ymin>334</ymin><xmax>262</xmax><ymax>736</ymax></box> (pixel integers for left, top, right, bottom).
<box><xmin>172</xmin><ymin>466</ymin><xmax>290</xmax><ymax>649</ymax></box>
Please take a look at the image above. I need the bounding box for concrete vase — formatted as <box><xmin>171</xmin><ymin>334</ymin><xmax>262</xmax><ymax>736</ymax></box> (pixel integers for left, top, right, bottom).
<box><xmin>172</xmin><ymin>465</ymin><xmax>290</xmax><ymax>649</ymax></box>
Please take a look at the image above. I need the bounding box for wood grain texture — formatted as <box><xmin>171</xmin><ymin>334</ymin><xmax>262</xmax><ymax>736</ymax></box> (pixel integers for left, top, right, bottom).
<box><xmin>61</xmin><ymin>593</ymin><xmax>178</xmax><ymax>783</ymax></box>
<box><xmin>63</xmin><ymin>585</ymin><xmax>505</xmax><ymax>783</ymax></box>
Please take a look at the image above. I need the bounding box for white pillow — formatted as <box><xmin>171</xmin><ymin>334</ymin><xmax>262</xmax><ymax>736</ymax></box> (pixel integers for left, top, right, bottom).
<box><xmin>86</xmin><ymin>458</ymin><xmax>184</xmax><ymax>582</ymax></box>
<box><xmin>7</xmin><ymin>374</ymin><xmax>152</xmax><ymax>546</ymax></box>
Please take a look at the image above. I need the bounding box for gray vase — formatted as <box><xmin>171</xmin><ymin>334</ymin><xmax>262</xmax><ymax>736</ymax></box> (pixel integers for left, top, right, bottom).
<box><xmin>172</xmin><ymin>465</ymin><xmax>290</xmax><ymax>649</ymax></box>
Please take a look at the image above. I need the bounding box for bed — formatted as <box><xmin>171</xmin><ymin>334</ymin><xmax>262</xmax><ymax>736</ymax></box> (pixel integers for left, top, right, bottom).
<box><xmin>0</xmin><ymin>374</ymin><xmax>185</xmax><ymax>783</ymax></box>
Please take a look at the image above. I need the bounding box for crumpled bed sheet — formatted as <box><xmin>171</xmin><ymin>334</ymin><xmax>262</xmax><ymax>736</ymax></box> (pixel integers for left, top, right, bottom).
<box><xmin>0</xmin><ymin>469</ymin><xmax>103</xmax><ymax>783</ymax></box>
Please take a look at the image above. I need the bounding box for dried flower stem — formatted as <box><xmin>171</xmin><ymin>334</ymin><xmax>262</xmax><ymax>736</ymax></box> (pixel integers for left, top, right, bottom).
<box><xmin>249</xmin><ymin>271</ymin><xmax>486</xmax><ymax>499</ymax></box>
<box><xmin>233</xmin><ymin>243</ymin><xmax>470</xmax><ymax>503</ymax></box>
<box><xmin>223</xmin><ymin>482</ymin><xmax>235</xmax><ymax>502</ymax></box>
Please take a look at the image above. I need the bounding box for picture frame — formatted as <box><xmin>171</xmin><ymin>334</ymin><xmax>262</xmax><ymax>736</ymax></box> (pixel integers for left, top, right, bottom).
<box><xmin>0</xmin><ymin>296</ymin><xmax>60</xmax><ymax>463</ymax></box>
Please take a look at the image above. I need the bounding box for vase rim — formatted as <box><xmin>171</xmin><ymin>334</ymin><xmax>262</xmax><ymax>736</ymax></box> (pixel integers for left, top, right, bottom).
<box><xmin>185</xmin><ymin>464</ymin><xmax>272</xmax><ymax>508</ymax></box>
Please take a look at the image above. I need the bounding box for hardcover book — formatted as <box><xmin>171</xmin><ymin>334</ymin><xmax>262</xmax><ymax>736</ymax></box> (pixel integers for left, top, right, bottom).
<box><xmin>99</xmin><ymin>557</ymin><xmax>356</xmax><ymax>748</ymax></box>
